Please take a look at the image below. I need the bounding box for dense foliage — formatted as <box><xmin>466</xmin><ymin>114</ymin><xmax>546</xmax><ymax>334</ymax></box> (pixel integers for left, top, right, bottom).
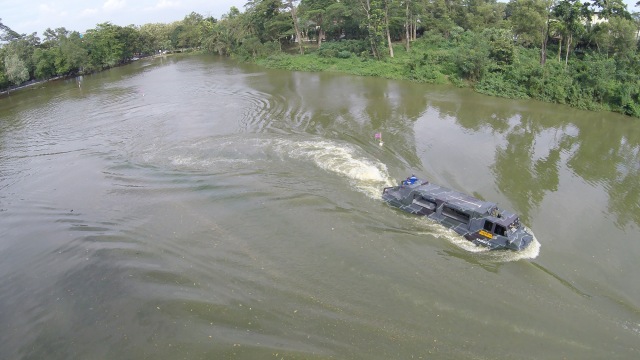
<box><xmin>1</xmin><ymin>0</ymin><xmax>640</xmax><ymax>117</ymax></box>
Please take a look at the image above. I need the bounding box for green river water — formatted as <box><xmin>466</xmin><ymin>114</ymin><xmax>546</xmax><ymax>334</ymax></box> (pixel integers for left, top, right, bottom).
<box><xmin>0</xmin><ymin>55</ymin><xmax>638</xmax><ymax>359</ymax></box>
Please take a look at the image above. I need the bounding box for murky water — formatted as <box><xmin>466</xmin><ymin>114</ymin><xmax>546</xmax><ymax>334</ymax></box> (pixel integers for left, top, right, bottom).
<box><xmin>1</xmin><ymin>55</ymin><xmax>638</xmax><ymax>359</ymax></box>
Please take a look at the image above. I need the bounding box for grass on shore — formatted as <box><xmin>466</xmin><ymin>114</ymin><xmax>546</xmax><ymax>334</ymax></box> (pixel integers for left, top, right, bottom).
<box><xmin>254</xmin><ymin>37</ymin><xmax>640</xmax><ymax>118</ymax></box>
<box><xmin>257</xmin><ymin>41</ymin><xmax>455</xmax><ymax>86</ymax></box>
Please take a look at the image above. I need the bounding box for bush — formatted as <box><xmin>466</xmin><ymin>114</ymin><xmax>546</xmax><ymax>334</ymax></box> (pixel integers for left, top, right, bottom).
<box><xmin>407</xmin><ymin>63</ymin><xmax>447</xmax><ymax>84</ymax></box>
<box><xmin>475</xmin><ymin>70</ymin><xmax>529</xmax><ymax>99</ymax></box>
<box><xmin>411</xmin><ymin>31</ymin><xmax>448</xmax><ymax>51</ymax></box>
<box><xmin>253</xmin><ymin>28</ymin><xmax>639</xmax><ymax>117</ymax></box>
<box><xmin>313</xmin><ymin>40</ymin><xmax>369</xmax><ymax>58</ymax></box>
<box><xmin>482</xmin><ymin>28</ymin><xmax>515</xmax><ymax>65</ymax></box>
<box><xmin>317</xmin><ymin>47</ymin><xmax>338</xmax><ymax>58</ymax></box>
<box><xmin>527</xmin><ymin>61</ymin><xmax>572</xmax><ymax>104</ymax></box>
<box><xmin>258</xmin><ymin>53</ymin><xmax>329</xmax><ymax>72</ymax></box>
<box><xmin>610</xmin><ymin>82</ymin><xmax>640</xmax><ymax>116</ymax></box>
<box><xmin>455</xmin><ymin>32</ymin><xmax>490</xmax><ymax>81</ymax></box>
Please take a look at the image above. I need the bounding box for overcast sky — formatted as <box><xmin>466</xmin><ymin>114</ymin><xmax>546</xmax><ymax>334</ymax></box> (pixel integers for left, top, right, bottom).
<box><xmin>2</xmin><ymin>0</ymin><xmax>639</xmax><ymax>37</ymax></box>
<box><xmin>1</xmin><ymin>0</ymin><xmax>248</xmax><ymax>35</ymax></box>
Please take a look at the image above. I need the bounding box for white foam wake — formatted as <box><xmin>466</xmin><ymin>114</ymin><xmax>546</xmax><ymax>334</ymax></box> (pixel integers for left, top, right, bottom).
<box><xmin>273</xmin><ymin>139</ymin><xmax>396</xmax><ymax>199</ymax></box>
<box><xmin>138</xmin><ymin>135</ymin><xmax>541</xmax><ymax>260</ymax></box>
<box><xmin>416</xmin><ymin>218</ymin><xmax>541</xmax><ymax>261</ymax></box>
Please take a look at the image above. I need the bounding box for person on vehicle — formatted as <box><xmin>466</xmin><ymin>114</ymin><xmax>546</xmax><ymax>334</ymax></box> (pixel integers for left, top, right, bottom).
<box><xmin>404</xmin><ymin>175</ymin><xmax>418</xmax><ymax>185</ymax></box>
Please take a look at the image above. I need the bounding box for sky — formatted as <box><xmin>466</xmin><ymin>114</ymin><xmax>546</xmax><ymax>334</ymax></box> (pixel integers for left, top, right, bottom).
<box><xmin>2</xmin><ymin>0</ymin><xmax>639</xmax><ymax>37</ymax></box>
<box><xmin>0</xmin><ymin>0</ymin><xmax>249</xmax><ymax>35</ymax></box>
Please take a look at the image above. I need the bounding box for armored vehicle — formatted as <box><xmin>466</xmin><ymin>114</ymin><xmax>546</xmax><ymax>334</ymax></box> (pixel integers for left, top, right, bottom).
<box><xmin>382</xmin><ymin>176</ymin><xmax>533</xmax><ymax>251</ymax></box>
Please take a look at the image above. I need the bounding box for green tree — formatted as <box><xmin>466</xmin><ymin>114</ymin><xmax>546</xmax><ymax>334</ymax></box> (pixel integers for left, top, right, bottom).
<box><xmin>382</xmin><ymin>0</ymin><xmax>392</xmax><ymax>57</ymax></box>
<box><xmin>0</xmin><ymin>18</ymin><xmax>21</xmax><ymax>42</ymax></box>
<box><xmin>422</xmin><ymin>0</ymin><xmax>458</xmax><ymax>39</ymax></box>
<box><xmin>117</xmin><ymin>25</ymin><xmax>142</xmax><ymax>59</ymax></box>
<box><xmin>484</xmin><ymin>27</ymin><xmax>516</xmax><ymax>65</ymax></box>
<box><xmin>28</xmin><ymin>27</ymin><xmax>86</xmax><ymax>77</ymax></box>
<box><xmin>379</xmin><ymin>0</ymin><xmax>407</xmax><ymax>55</ymax></box>
<box><xmin>32</xmin><ymin>48</ymin><xmax>56</xmax><ymax>79</ymax></box>
<box><xmin>0</xmin><ymin>69</ymin><xmax>7</xmax><ymax>89</ymax></box>
<box><xmin>245</xmin><ymin>0</ymin><xmax>294</xmax><ymax>45</ymax></box>
<box><xmin>455</xmin><ymin>31</ymin><xmax>490</xmax><ymax>80</ymax></box>
<box><xmin>84</xmin><ymin>23</ymin><xmax>125</xmax><ymax>70</ymax></box>
<box><xmin>323</xmin><ymin>1</ymin><xmax>355</xmax><ymax>40</ymax></box>
<box><xmin>4</xmin><ymin>53</ymin><xmax>29</xmax><ymax>86</ymax></box>
<box><xmin>350</xmin><ymin>0</ymin><xmax>385</xmax><ymax>58</ymax></box>
<box><xmin>553</xmin><ymin>0</ymin><xmax>589</xmax><ymax>67</ymax></box>
<box><xmin>57</xmin><ymin>32</ymin><xmax>88</xmax><ymax>75</ymax></box>
<box><xmin>590</xmin><ymin>0</ymin><xmax>631</xmax><ymax>19</ymax></box>
<box><xmin>139</xmin><ymin>23</ymin><xmax>172</xmax><ymax>54</ymax></box>
<box><xmin>42</xmin><ymin>27</ymin><xmax>69</xmax><ymax>46</ymax></box>
<box><xmin>571</xmin><ymin>53</ymin><xmax>617</xmax><ymax>105</ymax></box>
<box><xmin>285</xmin><ymin>0</ymin><xmax>305</xmax><ymax>54</ymax></box>
<box><xmin>507</xmin><ymin>0</ymin><xmax>554</xmax><ymax>65</ymax></box>
<box><xmin>403</xmin><ymin>0</ymin><xmax>418</xmax><ymax>51</ymax></box>
<box><xmin>461</xmin><ymin>0</ymin><xmax>508</xmax><ymax>32</ymax></box>
<box><xmin>173</xmin><ymin>12</ymin><xmax>206</xmax><ymax>49</ymax></box>
<box><xmin>300</xmin><ymin>0</ymin><xmax>337</xmax><ymax>45</ymax></box>
<box><xmin>206</xmin><ymin>7</ymin><xmax>248</xmax><ymax>56</ymax></box>
<box><xmin>3</xmin><ymin>33</ymin><xmax>40</xmax><ymax>78</ymax></box>
<box><xmin>590</xmin><ymin>16</ymin><xmax>637</xmax><ymax>56</ymax></box>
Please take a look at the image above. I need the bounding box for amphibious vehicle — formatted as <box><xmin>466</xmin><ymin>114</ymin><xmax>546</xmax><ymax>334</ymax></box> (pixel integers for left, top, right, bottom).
<box><xmin>382</xmin><ymin>176</ymin><xmax>533</xmax><ymax>251</ymax></box>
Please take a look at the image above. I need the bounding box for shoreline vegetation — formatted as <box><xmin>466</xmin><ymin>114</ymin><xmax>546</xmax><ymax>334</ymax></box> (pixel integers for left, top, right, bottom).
<box><xmin>0</xmin><ymin>52</ymin><xmax>170</xmax><ymax>97</ymax></box>
<box><xmin>1</xmin><ymin>0</ymin><xmax>639</xmax><ymax>117</ymax></box>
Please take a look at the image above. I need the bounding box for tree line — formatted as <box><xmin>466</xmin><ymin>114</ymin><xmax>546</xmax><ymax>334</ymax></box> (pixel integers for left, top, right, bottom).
<box><xmin>1</xmin><ymin>0</ymin><xmax>640</xmax><ymax>116</ymax></box>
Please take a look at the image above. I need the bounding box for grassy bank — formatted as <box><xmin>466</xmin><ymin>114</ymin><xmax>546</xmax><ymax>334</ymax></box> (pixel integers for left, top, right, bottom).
<box><xmin>258</xmin><ymin>40</ymin><xmax>452</xmax><ymax>84</ymax></box>
<box><xmin>255</xmin><ymin>35</ymin><xmax>640</xmax><ymax>118</ymax></box>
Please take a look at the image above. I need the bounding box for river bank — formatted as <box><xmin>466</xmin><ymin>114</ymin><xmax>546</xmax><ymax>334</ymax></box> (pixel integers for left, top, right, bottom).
<box><xmin>254</xmin><ymin>39</ymin><xmax>640</xmax><ymax>119</ymax></box>
<box><xmin>5</xmin><ymin>43</ymin><xmax>638</xmax><ymax>120</ymax></box>
<box><xmin>0</xmin><ymin>53</ymin><xmax>174</xmax><ymax>98</ymax></box>
<box><xmin>0</xmin><ymin>76</ymin><xmax>66</xmax><ymax>97</ymax></box>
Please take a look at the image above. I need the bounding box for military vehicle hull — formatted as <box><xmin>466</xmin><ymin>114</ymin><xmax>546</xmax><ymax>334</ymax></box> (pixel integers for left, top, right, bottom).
<box><xmin>382</xmin><ymin>177</ymin><xmax>533</xmax><ymax>251</ymax></box>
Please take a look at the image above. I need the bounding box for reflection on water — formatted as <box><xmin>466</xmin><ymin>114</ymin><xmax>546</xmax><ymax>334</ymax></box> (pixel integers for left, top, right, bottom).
<box><xmin>441</xmin><ymin>105</ymin><xmax>640</xmax><ymax>230</ymax></box>
<box><xmin>1</xmin><ymin>55</ymin><xmax>639</xmax><ymax>359</ymax></box>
